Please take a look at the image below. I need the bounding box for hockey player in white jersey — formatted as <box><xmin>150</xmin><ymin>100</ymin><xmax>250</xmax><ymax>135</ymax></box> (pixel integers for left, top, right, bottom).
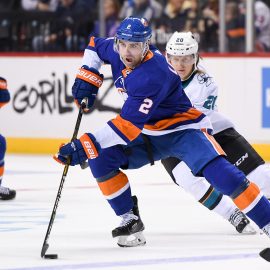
<box><xmin>162</xmin><ymin>31</ymin><xmax>270</xmax><ymax>233</ymax></box>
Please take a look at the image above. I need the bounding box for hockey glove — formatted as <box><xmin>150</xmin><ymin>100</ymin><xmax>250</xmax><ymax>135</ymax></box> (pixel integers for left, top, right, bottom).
<box><xmin>0</xmin><ymin>77</ymin><xmax>10</xmax><ymax>108</ymax></box>
<box><xmin>72</xmin><ymin>66</ymin><xmax>103</xmax><ymax>111</ymax></box>
<box><xmin>54</xmin><ymin>133</ymin><xmax>100</xmax><ymax>166</ymax></box>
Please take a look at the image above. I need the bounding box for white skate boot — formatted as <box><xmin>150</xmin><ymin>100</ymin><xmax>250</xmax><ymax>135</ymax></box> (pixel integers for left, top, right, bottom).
<box><xmin>229</xmin><ymin>209</ymin><xmax>256</xmax><ymax>234</ymax></box>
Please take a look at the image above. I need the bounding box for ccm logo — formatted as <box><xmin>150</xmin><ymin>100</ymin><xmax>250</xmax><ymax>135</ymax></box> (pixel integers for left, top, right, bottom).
<box><xmin>83</xmin><ymin>141</ymin><xmax>98</xmax><ymax>159</ymax></box>
<box><xmin>78</xmin><ymin>69</ymin><xmax>103</xmax><ymax>87</ymax></box>
<box><xmin>235</xmin><ymin>153</ymin><xmax>248</xmax><ymax>166</ymax></box>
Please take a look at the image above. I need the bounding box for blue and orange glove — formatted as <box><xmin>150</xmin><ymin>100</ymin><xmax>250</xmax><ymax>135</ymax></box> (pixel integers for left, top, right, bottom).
<box><xmin>54</xmin><ymin>133</ymin><xmax>101</xmax><ymax>166</ymax></box>
<box><xmin>72</xmin><ymin>66</ymin><xmax>103</xmax><ymax>111</ymax></box>
<box><xmin>0</xmin><ymin>77</ymin><xmax>10</xmax><ymax>108</ymax></box>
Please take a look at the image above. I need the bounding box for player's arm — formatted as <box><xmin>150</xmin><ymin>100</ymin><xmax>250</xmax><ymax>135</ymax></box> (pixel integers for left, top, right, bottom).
<box><xmin>54</xmin><ymin>82</ymin><xmax>162</xmax><ymax>166</ymax></box>
<box><xmin>72</xmin><ymin>37</ymin><xmax>115</xmax><ymax>110</ymax></box>
<box><xmin>0</xmin><ymin>77</ymin><xmax>10</xmax><ymax>109</ymax></box>
<box><xmin>194</xmin><ymin>74</ymin><xmax>235</xmax><ymax>133</ymax></box>
<box><xmin>81</xmin><ymin>36</ymin><xmax>114</xmax><ymax>70</ymax></box>
<box><xmin>193</xmin><ymin>73</ymin><xmax>218</xmax><ymax>114</ymax></box>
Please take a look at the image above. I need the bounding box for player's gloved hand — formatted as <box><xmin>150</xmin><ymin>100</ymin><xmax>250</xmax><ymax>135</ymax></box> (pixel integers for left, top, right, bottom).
<box><xmin>54</xmin><ymin>133</ymin><xmax>101</xmax><ymax>166</ymax></box>
<box><xmin>72</xmin><ymin>66</ymin><xmax>103</xmax><ymax>111</ymax></box>
<box><xmin>0</xmin><ymin>77</ymin><xmax>10</xmax><ymax>108</ymax></box>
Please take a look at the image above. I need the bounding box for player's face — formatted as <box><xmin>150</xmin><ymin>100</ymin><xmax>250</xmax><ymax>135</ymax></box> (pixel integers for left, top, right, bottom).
<box><xmin>118</xmin><ymin>40</ymin><xmax>144</xmax><ymax>69</ymax></box>
<box><xmin>168</xmin><ymin>54</ymin><xmax>195</xmax><ymax>80</ymax></box>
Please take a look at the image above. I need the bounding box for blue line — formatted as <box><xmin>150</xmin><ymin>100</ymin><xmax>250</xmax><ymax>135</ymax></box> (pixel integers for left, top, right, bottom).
<box><xmin>5</xmin><ymin>253</ymin><xmax>259</xmax><ymax>270</ymax></box>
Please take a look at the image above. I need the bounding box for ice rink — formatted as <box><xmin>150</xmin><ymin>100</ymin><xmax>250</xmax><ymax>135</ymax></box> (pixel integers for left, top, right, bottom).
<box><xmin>1</xmin><ymin>154</ymin><xmax>270</xmax><ymax>270</ymax></box>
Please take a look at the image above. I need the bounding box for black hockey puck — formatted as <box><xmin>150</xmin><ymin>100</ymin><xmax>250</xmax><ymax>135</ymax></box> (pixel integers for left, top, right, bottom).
<box><xmin>44</xmin><ymin>254</ymin><xmax>58</xmax><ymax>259</ymax></box>
<box><xmin>259</xmin><ymin>248</ymin><xmax>270</xmax><ymax>262</ymax></box>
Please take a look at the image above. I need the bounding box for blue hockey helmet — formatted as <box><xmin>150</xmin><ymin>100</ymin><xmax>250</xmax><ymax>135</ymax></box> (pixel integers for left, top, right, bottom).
<box><xmin>115</xmin><ymin>17</ymin><xmax>152</xmax><ymax>43</ymax></box>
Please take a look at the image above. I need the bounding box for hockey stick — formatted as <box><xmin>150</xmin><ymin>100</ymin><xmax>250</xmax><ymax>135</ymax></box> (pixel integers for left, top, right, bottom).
<box><xmin>41</xmin><ymin>98</ymin><xmax>88</xmax><ymax>258</ymax></box>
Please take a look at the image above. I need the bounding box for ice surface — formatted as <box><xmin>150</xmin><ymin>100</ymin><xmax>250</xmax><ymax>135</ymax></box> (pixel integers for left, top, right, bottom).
<box><xmin>1</xmin><ymin>155</ymin><xmax>270</xmax><ymax>270</ymax></box>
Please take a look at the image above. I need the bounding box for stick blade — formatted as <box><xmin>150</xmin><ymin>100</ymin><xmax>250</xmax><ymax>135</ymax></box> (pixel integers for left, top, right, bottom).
<box><xmin>259</xmin><ymin>248</ymin><xmax>270</xmax><ymax>262</ymax></box>
<box><xmin>41</xmin><ymin>242</ymin><xmax>49</xmax><ymax>258</ymax></box>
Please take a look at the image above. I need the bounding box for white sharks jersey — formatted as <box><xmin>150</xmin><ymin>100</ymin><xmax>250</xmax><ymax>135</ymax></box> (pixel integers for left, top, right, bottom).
<box><xmin>182</xmin><ymin>65</ymin><xmax>234</xmax><ymax>134</ymax></box>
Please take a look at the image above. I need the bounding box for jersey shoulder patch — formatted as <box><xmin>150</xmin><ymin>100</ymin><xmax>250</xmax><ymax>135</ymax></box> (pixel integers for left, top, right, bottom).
<box><xmin>196</xmin><ymin>72</ymin><xmax>213</xmax><ymax>87</ymax></box>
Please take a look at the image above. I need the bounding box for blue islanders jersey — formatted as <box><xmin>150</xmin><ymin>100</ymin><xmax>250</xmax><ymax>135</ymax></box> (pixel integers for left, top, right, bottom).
<box><xmin>80</xmin><ymin>37</ymin><xmax>212</xmax><ymax>149</ymax></box>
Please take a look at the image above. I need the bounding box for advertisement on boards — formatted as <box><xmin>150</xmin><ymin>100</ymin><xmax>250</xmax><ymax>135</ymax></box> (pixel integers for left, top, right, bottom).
<box><xmin>0</xmin><ymin>57</ymin><xmax>121</xmax><ymax>138</ymax></box>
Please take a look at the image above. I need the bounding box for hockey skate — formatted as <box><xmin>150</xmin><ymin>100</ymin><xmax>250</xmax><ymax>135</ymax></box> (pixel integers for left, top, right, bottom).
<box><xmin>262</xmin><ymin>223</ymin><xmax>270</xmax><ymax>237</ymax></box>
<box><xmin>0</xmin><ymin>186</ymin><xmax>16</xmax><ymax>200</ymax></box>
<box><xmin>229</xmin><ymin>209</ymin><xmax>256</xmax><ymax>234</ymax></box>
<box><xmin>112</xmin><ymin>196</ymin><xmax>146</xmax><ymax>247</ymax></box>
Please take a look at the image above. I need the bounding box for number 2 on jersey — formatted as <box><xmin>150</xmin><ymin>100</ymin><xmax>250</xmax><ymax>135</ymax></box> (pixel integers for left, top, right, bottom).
<box><xmin>139</xmin><ymin>98</ymin><xmax>153</xmax><ymax>114</ymax></box>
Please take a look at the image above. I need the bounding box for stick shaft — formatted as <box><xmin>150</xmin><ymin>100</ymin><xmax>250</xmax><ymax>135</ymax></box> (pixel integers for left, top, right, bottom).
<box><xmin>41</xmin><ymin>101</ymin><xmax>86</xmax><ymax>257</ymax></box>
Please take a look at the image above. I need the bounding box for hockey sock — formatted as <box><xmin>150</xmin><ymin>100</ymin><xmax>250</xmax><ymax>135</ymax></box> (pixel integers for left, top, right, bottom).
<box><xmin>247</xmin><ymin>164</ymin><xmax>270</xmax><ymax>198</ymax></box>
<box><xmin>232</xmin><ymin>180</ymin><xmax>270</xmax><ymax>228</ymax></box>
<box><xmin>198</xmin><ymin>186</ymin><xmax>223</xmax><ymax>210</ymax></box>
<box><xmin>203</xmin><ymin>156</ymin><xmax>270</xmax><ymax>228</ymax></box>
<box><xmin>171</xmin><ymin>160</ymin><xmax>236</xmax><ymax>220</ymax></box>
<box><xmin>198</xmin><ymin>186</ymin><xmax>239</xmax><ymax>221</ymax></box>
<box><xmin>211</xmin><ymin>194</ymin><xmax>237</xmax><ymax>220</ymax></box>
<box><xmin>96</xmin><ymin>170</ymin><xmax>133</xmax><ymax>216</ymax></box>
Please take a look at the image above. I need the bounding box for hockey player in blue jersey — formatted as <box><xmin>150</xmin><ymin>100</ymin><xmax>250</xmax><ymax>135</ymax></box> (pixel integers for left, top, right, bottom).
<box><xmin>0</xmin><ymin>77</ymin><xmax>16</xmax><ymax>200</ymax></box>
<box><xmin>55</xmin><ymin>17</ymin><xmax>270</xmax><ymax>247</ymax></box>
